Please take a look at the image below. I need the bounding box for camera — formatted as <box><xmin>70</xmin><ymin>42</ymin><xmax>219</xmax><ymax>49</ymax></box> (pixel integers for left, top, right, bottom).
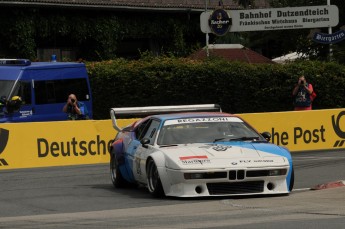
<box><xmin>71</xmin><ymin>98</ymin><xmax>75</xmax><ymax>103</ymax></box>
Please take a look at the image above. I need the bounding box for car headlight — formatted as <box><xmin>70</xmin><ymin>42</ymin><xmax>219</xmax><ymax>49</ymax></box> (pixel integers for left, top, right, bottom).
<box><xmin>246</xmin><ymin>169</ymin><xmax>287</xmax><ymax>177</ymax></box>
<box><xmin>268</xmin><ymin>169</ymin><xmax>287</xmax><ymax>176</ymax></box>
<box><xmin>184</xmin><ymin>172</ymin><xmax>227</xmax><ymax>180</ymax></box>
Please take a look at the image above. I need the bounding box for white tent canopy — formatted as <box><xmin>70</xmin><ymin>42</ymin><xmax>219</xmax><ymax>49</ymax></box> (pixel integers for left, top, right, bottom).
<box><xmin>272</xmin><ymin>52</ymin><xmax>308</xmax><ymax>63</ymax></box>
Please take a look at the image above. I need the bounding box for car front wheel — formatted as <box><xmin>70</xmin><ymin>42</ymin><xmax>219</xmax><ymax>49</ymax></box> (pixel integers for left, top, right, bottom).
<box><xmin>147</xmin><ymin>159</ymin><xmax>165</xmax><ymax>197</ymax></box>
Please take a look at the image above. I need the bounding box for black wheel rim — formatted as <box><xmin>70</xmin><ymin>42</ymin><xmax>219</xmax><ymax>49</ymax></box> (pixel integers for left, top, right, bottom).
<box><xmin>148</xmin><ymin>161</ymin><xmax>159</xmax><ymax>192</ymax></box>
<box><xmin>110</xmin><ymin>156</ymin><xmax>117</xmax><ymax>182</ymax></box>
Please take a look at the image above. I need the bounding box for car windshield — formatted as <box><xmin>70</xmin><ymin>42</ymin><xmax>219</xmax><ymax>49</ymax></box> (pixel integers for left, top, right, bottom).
<box><xmin>157</xmin><ymin>117</ymin><xmax>262</xmax><ymax>145</ymax></box>
<box><xmin>0</xmin><ymin>80</ymin><xmax>15</xmax><ymax>99</ymax></box>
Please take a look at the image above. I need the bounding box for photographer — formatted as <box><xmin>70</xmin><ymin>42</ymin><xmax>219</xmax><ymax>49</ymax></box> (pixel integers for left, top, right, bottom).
<box><xmin>292</xmin><ymin>75</ymin><xmax>314</xmax><ymax>111</ymax></box>
<box><xmin>63</xmin><ymin>94</ymin><xmax>89</xmax><ymax>120</ymax></box>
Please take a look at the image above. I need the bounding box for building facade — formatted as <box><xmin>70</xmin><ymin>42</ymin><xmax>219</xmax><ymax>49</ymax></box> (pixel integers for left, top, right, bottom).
<box><xmin>0</xmin><ymin>0</ymin><xmax>271</xmax><ymax>61</ymax></box>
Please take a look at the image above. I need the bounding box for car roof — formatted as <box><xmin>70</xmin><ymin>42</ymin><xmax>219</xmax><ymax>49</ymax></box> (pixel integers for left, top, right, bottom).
<box><xmin>21</xmin><ymin>62</ymin><xmax>85</xmax><ymax>69</ymax></box>
<box><xmin>0</xmin><ymin>62</ymin><xmax>86</xmax><ymax>80</ymax></box>
<box><xmin>131</xmin><ymin>112</ymin><xmax>239</xmax><ymax>130</ymax></box>
<box><xmin>0</xmin><ymin>61</ymin><xmax>84</xmax><ymax>69</ymax></box>
<box><xmin>127</xmin><ymin>112</ymin><xmax>237</xmax><ymax>130</ymax></box>
<box><xmin>151</xmin><ymin>112</ymin><xmax>235</xmax><ymax>121</ymax></box>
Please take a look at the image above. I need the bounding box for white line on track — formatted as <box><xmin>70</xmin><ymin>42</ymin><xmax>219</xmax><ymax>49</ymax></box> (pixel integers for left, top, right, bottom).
<box><xmin>293</xmin><ymin>156</ymin><xmax>345</xmax><ymax>161</ymax></box>
<box><xmin>292</xmin><ymin>188</ymin><xmax>311</xmax><ymax>192</ymax></box>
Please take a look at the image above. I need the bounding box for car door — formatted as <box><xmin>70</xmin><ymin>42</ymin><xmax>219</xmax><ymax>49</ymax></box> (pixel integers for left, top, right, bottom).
<box><xmin>5</xmin><ymin>81</ymin><xmax>35</xmax><ymax>122</ymax></box>
<box><xmin>133</xmin><ymin>118</ymin><xmax>161</xmax><ymax>183</ymax></box>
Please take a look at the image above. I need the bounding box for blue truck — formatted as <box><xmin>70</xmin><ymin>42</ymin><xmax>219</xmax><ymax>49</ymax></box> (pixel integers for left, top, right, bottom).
<box><xmin>0</xmin><ymin>59</ymin><xmax>93</xmax><ymax>122</ymax></box>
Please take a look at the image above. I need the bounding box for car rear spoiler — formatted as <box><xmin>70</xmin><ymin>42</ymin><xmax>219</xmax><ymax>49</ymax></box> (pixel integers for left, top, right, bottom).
<box><xmin>110</xmin><ymin>104</ymin><xmax>221</xmax><ymax>131</ymax></box>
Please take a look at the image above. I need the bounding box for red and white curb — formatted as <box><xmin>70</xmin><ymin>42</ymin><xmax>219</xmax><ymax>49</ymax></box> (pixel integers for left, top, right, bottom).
<box><xmin>311</xmin><ymin>180</ymin><xmax>345</xmax><ymax>190</ymax></box>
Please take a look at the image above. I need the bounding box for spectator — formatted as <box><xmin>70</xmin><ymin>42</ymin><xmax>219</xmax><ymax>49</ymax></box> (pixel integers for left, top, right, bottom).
<box><xmin>63</xmin><ymin>94</ymin><xmax>89</xmax><ymax>120</ymax></box>
<box><xmin>292</xmin><ymin>75</ymin><xmax>314</xmax><ymax>111</ymax></box>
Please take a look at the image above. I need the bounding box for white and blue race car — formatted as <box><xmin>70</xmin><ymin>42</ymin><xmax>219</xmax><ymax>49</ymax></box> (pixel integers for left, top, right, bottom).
<box><xmin>109</xmin><ymin>104</ymin><xmax>294</xmax><ymax>197</ymax></box>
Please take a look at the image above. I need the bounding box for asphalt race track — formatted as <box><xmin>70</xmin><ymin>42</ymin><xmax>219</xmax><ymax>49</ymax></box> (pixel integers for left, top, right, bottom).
<box><xmin>0</xmin><ymin>150</ymin><xmax>344</xmax><ymax>228</ymax></box>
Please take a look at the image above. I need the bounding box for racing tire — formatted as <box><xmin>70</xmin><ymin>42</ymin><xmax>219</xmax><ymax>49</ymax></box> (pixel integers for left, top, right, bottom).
<box><xmin>289</xmin><ymin>166</ymin><xmax>295</xmax><ymax>192</ymax></box>
<box><xmin>110</xmin><ymin>155</ymin><xmax>127</xmax><ymax>188</ymax></box>
<box><xmin>147</xmin><ymin>159</ymin><xmax>165</xmax><ymax>197</ymax></box>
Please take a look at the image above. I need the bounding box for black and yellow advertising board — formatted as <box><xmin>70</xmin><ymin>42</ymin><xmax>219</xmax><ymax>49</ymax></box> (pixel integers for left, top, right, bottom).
<box><xmin>0</xmin><ymin>119</ymin><xmax>133</xmax><ymax>170</ymax></box>
<box><xmin>239</xmin><ymin>108</ymin><xmax>345</xmax><ymax>151</ymax></box>
<box><xmin>0</xmin><ymin>109</ymin><xmax>344</xmax><ymax>170</ymax></box>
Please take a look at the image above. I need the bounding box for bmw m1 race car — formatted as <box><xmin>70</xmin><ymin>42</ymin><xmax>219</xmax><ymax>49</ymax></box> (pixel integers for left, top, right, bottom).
<box><xmin>109</xmin><ymin>104</ymin><xmax>294</xmax><ymax>197</ymax></box>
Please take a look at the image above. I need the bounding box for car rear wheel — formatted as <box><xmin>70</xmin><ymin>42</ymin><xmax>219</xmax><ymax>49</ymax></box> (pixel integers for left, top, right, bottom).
<box><xmin>110</xmin><ymin>155</ymin><xmax>127</xmax><ymax>188</ymax></box>
<box><xmin>147</xmin><ymin>159</ymin><xmax>165</xmax><ymax>197</ymax></box>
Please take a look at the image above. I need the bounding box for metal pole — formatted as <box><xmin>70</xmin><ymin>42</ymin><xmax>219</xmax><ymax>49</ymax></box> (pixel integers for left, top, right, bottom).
<box><xmin>327</xmin><ymin>0</ymin><xmax>332</xmax><ymax>60</ymax></box>
<box><xmin>205</xmin><ymin>0</ymin><xmax>209</xmax><ymax>57</ymax></box>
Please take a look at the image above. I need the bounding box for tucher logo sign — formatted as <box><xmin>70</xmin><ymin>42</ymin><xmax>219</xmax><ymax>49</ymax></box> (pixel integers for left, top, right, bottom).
<box><xmin>209</xmin><ymin>9</ymin><xmax>232</xmax><ymax>36</ymax></box>
<box><xmin>332</xmin><ymin>111</ymin><xmax>345</xmax><ymax>147</ymax></box>
<box><xmin>202</xmin><ymin>5</ymin><xmax>339</xmax><ymax>33</ymax></box>
<box><xmin>0</xmin><ymin>128</ymin><xmax>9</xmax><ymax>166</ymax></box>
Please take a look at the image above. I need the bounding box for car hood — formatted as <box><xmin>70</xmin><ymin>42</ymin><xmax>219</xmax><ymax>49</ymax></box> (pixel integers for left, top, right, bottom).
<box><xmin>159</xmin><ymin>143</ymin><xmax>290</xmax><ymax>170</ymax></box>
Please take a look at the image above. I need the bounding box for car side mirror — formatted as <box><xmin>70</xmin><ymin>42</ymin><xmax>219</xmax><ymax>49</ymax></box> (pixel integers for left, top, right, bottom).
<box><xmin>261</xmin><ymin>132</ymin><xmax>271</xmax><ymax>142</ymax></box>
<box><xmin>140</xmin><ymin>138</ymin><xmax>150</xmax><ymax>148</ymax></box>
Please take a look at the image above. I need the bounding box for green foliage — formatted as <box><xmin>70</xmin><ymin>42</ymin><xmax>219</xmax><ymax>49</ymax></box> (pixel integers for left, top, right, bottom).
<box><xmin>268</xmin><ymin>0</ymin><xmax>345</xmax><ymax>62</ymax></box>
<box><xmin>0</xmin><ymin>10</ymin><xmax>36</xmax><ymax>59</ymax></box>
<box><xmin>0</xmin><ymin>9</ymin><xmax>202</xmax><ymax>60</ymax></box>
<box><xmin>87</xmin><ymin>58</ymin><xmax>345</xmax><ymax>119</ymax></box>
<box><xmin>1</xmin><ymin>4</ymin><xmax>345</xmax><ymax>63</ymax></box>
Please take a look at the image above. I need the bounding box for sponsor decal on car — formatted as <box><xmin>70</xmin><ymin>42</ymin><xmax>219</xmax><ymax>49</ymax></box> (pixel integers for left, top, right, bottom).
<box><xmin>19</xmin><ymin>110</ymin><xmax>33</xmax><ymax>118</ymax></box>
<box><xmin>199</xmin><ymin>144</ymin><xmax>232</xmax><ymax>151</ymax></box>
<box><xmin>254</xmin><ymin>159</ymin><xmax>274</xmax><ymax>163</ymax></box>
<box><xmin>165</xmin><ymin>117</ymin><xmax>243</xmax><ymax>125</ymax></box>
<box><xmin>212</xmin><ymin>145</ymin><xmax>232</xmax><ymax>151</ymax></box>
<box><xmin>179</xmin><ymin>155</ymin><xmax>211</xmax><ymax>165</ymax></box>
<box><xmin>243</xmin><ymin>159</ymin><xmax>274</xmax><ymax>163</ymax></box>
<box><xmin>235</xmin><ymin>159</ymin><xmax>276</xmax><ymax>164</ymax></box>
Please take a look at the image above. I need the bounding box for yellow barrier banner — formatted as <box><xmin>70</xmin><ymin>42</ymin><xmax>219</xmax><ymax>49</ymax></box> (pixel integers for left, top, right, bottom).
<box><xmin>238</xmin><ymin>108</ymin><xmax>345</xmax><ymax>152</ymax></box>
<box><xmin>0</xmin><ymin>119</ymin><xmax>134</xmax><ymax>170</ymax></box>
<box><xmin>1</xmin><ymin>109</ymin><xmax>344</xmax><ymax>170</ymax></box>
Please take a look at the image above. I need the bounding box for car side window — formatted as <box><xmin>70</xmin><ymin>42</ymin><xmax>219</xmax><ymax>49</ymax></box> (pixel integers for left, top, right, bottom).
<box><xmin>11</xmin><ymin>81</ymin><xmax>32</xmax><ymax>105</ymax></box>
<box><xmin>35</xmin><ymin>78</ymin><xmax>90</xmax><ymax>104</ymax></box>
<box><xmin>142</xmin><ymin>119</ymin><xmax>161</xmax><ymax>145</ymax></box>
<box><xmin>135</xmin><ymin>119</ymin><xmax>151</xmax><ymax>141</ymax></box>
